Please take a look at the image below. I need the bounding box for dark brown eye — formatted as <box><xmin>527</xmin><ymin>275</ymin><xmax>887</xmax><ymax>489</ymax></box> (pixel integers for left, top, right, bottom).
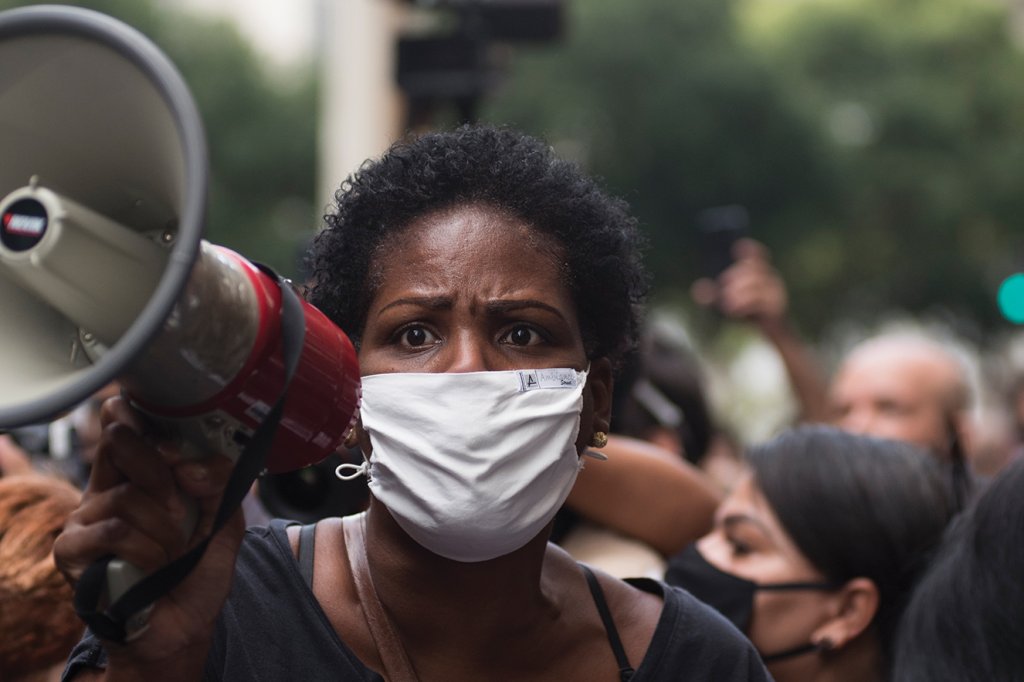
<box><xmin>730</xmin><ymin>539</ymin><xmax>752</xmax><ymax>557</ymax></box>
<box><xmin>403</xmin><ymin>327</ymin><xmax>430</xmax><ymax>347</ymax></box>
<box><xmin>504</xmin><ymin>325</ymin><xmax>541</xmax><ymax>347</ymax></box>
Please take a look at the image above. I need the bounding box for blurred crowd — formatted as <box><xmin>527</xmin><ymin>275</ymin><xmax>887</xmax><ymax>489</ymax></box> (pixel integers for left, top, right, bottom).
<box><xmin>3</xmin><ymin>235</ymin><xmax>1024</xmax><ymax>681</ymax></box>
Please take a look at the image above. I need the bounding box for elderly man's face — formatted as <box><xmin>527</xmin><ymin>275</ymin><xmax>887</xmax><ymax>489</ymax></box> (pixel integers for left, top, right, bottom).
<box><xmin>828</xmin><ymin>349</ymin><xmax>954</xmax><ymax>456</ymax></box>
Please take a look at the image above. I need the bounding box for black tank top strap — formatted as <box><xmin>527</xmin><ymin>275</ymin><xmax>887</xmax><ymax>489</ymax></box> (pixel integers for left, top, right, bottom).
<box><xmin>298</xmin><ymin>522</ymin><xmax>317</xmax><ymax>588</ymax></box>
<box><xmin>580</xmin><ymin>563</ymin><xmax>635</xmax><ymax>681</ymax></box>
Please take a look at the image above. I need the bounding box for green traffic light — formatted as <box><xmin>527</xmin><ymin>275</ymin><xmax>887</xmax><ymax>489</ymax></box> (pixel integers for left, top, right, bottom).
<box><xmin>998</xmin><ymin>273</ymin><xmax>1024</xmax><ymax>324</ymax></box>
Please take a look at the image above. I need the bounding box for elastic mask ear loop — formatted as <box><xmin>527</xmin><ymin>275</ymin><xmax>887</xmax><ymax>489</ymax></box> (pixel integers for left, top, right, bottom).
<box><xmin>336</xmin><ymin>419</ymin><xmax>369</xmax><ymax>481</ymax></box>
<box><xmin>756</xmin><ymin>585</ymin><xmax>842</xmax><ymax>663</ymax></box>
<box><xmin>759</xmin><ymin>641</ymin><xmax>824</xmax><ymax>664</ymax></box>
<box><xmin>336</xmin><ymin>457</ymin><xmax>370</xmax><ymax>481</ymax></box>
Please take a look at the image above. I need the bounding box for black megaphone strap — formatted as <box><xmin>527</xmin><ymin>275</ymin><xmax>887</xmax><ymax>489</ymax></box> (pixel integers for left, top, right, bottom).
<box><xmin>74</xmin><ymin>266</ymin><xmax>306</xmax><ymax>642</ymax></box>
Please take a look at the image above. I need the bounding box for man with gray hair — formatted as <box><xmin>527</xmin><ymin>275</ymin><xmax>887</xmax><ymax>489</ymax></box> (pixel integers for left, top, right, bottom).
<box><xmin>828</xmin><ymin>334</ymin><xmax>972</xmax><ymax>460</ymax></box>
<box><xmin>699</xmin><ymin>241</ymin><xmax>975</xmax><ymax>468</ymax></box>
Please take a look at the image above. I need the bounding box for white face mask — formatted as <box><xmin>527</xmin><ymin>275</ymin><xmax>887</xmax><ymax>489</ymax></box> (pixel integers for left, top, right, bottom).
<box><xmin>337</xmin><ymin>367</ymin><xmax>591</xmax><ymax>562</ymax></box>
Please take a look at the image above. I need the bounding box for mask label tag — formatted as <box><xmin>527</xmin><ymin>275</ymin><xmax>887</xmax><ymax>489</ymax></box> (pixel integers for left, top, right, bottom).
<box><xmin>517</xmin><ymin>368</ymin><xmax>579</xmax><ymax>392</ymax></box>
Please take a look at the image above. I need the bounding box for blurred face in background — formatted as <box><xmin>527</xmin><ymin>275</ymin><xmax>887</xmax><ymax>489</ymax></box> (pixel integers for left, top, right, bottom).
<box><xmin>697</xmin><ymin>476</ymin><xmax>837</xmax><ymax>663</ymax></box>
<box><xmin>828</xmin><ymin>341</ymin><xmax>962</xmax><ymax>458</ymax></box>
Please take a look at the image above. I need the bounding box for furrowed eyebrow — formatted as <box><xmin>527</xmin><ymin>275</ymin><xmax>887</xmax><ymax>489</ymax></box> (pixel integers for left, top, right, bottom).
<box><xmin>484</xmin><ymin>299</ymin><xmax>568</xmax><ymax>321</ymax></box>
<box><xmin>376</xmin><ymin>296</ymin><xmax>453</xmax><ymax>316</ymax></box>
<box><xmin>375</xmin><ymin>296</ymin><xmax>569</xmax><ymax>322</ymax></box>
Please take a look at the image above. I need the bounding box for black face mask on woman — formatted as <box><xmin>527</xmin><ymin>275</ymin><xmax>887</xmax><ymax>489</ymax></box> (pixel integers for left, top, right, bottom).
<box><xmin>665</xmin><ymin>544</ymin><xmax>841</xmax><ymax>663</ymax></box>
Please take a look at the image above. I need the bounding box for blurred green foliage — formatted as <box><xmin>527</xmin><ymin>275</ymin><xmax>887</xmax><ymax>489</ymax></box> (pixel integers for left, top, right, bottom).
<box><xmin>5</xmin><ymin>0</ymin><xmax>1023</xmax><ymax>340</ymax></box>
<box><xmin>483</xmin><ymin>0</ymin><xmax>1024</xmax><ymax>342</ymax></box>
<box><xmin>0</xmin><ymin>0</ymin><xmax>318</xmax><ymax>278</ymax></box>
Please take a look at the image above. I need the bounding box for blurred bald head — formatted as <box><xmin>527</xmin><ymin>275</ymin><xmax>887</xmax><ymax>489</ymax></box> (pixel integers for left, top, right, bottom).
<box><xmin>829</xmin><ymin>335</ymin><xmax>970</xmax><ymax>459</ymax></box>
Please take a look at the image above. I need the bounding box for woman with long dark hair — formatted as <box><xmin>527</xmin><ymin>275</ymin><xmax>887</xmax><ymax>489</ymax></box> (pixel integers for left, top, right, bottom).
<box><xmin>666</xmin><ymin>425</ymin><xmax>957</xmax><ymax>681</ymax></box>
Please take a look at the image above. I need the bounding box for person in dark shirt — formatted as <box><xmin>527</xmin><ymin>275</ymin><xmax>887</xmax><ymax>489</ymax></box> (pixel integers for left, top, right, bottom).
<box><xmin>56</xmin><ymin>125</ymin><xmax>770</xmax><ymax>681</ymax></box>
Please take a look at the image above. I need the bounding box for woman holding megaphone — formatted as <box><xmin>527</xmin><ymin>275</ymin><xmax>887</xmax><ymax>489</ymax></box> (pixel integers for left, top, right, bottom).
<box><xmin>54</xmin><ymin>126</ymin><xmax>771</xmax><ymax>681</ymax></box>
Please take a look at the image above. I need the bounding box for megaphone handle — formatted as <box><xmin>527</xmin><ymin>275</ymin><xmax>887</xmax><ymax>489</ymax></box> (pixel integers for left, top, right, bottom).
<box><xmin>72</xmin><ymin>266</ymin><xmax>307</xmax><ymax>643</ymax></box>
<box><xmin>74</xmin><ymin>448</ymin><xmax>256</xmax><ymax>643</ymax></box>
<box><xmin>105</xmin><ymin>497</ymin><xmax>199</xmax><ymax>639</ymax></box>
<box><xmin>104</xmin><ymin>561</ymin><xmax>149</xmax><ymax>637</ymax></box>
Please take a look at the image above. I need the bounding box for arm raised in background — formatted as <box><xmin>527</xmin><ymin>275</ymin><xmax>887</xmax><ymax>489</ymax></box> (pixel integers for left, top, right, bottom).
<box><xmin>693</xmin><ymin>238</ymin><xmax>831</xmax><ymax>423</ymax></box>
<box><xmin>567</xmin><ymin>434</ymin><xmax>723</xmax><ymax>557</ymax></box>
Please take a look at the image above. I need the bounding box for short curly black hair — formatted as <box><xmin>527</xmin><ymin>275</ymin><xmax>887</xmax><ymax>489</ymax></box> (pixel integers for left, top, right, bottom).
<box><xmin>307</xmin><ymin>124</ymin><xmax>649</xmax><ymax>364</ymax></box>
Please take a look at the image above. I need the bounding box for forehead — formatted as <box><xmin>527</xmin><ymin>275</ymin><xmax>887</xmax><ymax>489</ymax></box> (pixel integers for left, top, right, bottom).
<box><xmin>720</xmin><ymin>476</ymin><xmax>781</xmax><ymax>527</ymax></box>
<box><xmin>370</xmin><ymin>204</ymin><xmax>570</xmax><ymax>302</ymax></box>
<box><xmin>831</xmin><ymin>347</ymin><xmax>947</xmax><ymax>405</ymax></box>
<box><xmin>718</xmin><ymin>477</ymin><xmax>817</xmax><ymax>568</ymax></box>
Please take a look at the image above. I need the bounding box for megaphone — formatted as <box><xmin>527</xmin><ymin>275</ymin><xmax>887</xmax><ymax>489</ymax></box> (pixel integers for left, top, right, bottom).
<box><xmin>0</xmin><ymin>5</ymin><xmax>361</xmax><ymax>637</ymax></box>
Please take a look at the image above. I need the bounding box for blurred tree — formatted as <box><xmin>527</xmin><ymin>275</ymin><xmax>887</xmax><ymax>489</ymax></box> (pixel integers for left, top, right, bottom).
<box><xmin>483</xmin><ymin>0</ymin><xmax>1024</xmax><ymax>341</ymax></box>
<box><xmin>482</xmin><ymin>0</ymin><xmax>836</xmax><ymax>332</ymax></box>
<box><xmin>742</xmin><ymin>0</ymin><xmax>1024</xmax><ymax>341</ymax></box>
<box><xmin>0</xmin><ymin>0</ymin><xmax>318</xmax><ymax>277</ymax></box>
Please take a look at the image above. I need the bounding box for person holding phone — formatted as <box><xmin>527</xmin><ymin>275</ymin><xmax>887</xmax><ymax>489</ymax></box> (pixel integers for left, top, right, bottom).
<box><xmin>691</xmin><ymin>230</ymin><xmax>831</xmax><ymax>423</ymax></box>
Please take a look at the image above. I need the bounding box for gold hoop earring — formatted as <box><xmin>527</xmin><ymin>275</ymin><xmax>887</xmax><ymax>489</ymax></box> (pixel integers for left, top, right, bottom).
<box><xmin>590</xmin><ymin>431</ymin><xmax>609</xmax><ymax>449</ymax></box>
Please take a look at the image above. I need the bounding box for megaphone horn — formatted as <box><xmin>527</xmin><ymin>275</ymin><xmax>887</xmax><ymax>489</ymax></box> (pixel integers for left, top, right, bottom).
<box><xmin>0</xmin><ymin>5</ymin><xmax>361</xmax><ymax>639</ymax></box>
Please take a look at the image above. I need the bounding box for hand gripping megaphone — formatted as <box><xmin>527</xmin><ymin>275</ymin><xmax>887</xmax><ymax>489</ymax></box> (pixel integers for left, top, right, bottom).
<box><xmin>0</xmin><ymin>6</ymin><xmax>361</xmax><ymax>639</ymax></box>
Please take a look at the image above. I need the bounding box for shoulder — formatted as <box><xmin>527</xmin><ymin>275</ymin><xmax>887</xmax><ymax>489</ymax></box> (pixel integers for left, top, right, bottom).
<box><xmin>208</xmin><ymin>519</ymin><xmax>379</xmax><ymax>680</ymax></box>
<box><xmin>627</xmin><ymin>579</ymin><xmax>771</xmax><ymax>681</ymax></box>
<box><xmin>227</xmin><ymin>519</ymin><xmax>313</xmax><ymax>601</ymax></box>
<box><xmin>596</xmin><ymin>564</ymin><xmax>665</xmax><ymax>617</ymax></box>
<box><xmin>238</xmin><ymin>519</ymin><xmax>295</xmax><ymax>562</ymax></box>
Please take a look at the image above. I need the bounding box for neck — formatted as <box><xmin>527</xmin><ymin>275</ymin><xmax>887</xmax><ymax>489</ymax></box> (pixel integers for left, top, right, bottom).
<box><xmin>362</xmin><ymin>499</ymin><xmax>566</xmax><ymax>655</ymax></box>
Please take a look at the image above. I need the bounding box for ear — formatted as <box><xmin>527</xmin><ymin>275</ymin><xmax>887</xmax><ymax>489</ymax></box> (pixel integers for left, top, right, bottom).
<box><xmin>587</xmin><ymin>357</ymin><xmax>614</xmax><ymax>435</ymax></box>
<box><xmin>339</xmin><ymin>416</ymin><xmax>373</xmax><ymax>458</ymax></box>
<box><xmin>950</xmin><ymin>409</ymin><xmax>975</xmax><ymax>458</ymax></box>
<box><xmin>811</xmin><ymin>577</ymin><xmax>879</xmax><ymax>651</ymax></box>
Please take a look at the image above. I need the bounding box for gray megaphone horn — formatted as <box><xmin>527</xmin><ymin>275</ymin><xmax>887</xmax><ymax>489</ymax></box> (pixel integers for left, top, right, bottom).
<box><xmin>0</xmin><ymin>5</ymin><xmax>361</xmax><ymax>639</ymax></box>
